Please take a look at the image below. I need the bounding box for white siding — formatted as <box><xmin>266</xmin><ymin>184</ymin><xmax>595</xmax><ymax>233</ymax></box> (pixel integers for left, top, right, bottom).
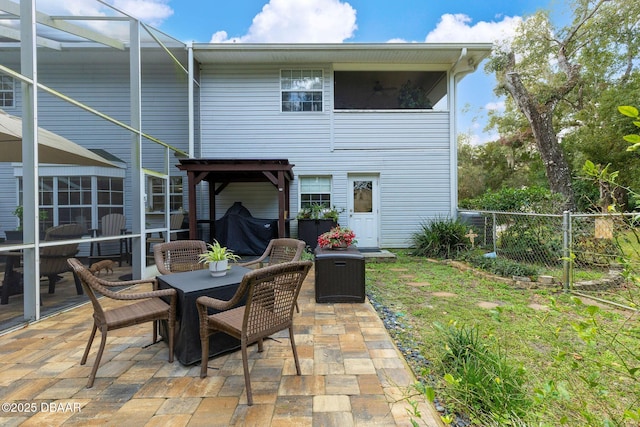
<box><xmin>199</xmin><ymin>64</ymin><xmax>453</xmax><ymax>248</ymax></box>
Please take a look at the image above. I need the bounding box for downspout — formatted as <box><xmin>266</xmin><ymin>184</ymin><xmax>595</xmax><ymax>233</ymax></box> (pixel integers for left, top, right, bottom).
<box><xmin>448</xmin><ymin>48</ymin><xmax>478</xmax><ymax>218</ymax></box>
<box><xmin>187</xmin><ymin>41</ymin><xmax>195</xmax><ymax>158</ymax></box>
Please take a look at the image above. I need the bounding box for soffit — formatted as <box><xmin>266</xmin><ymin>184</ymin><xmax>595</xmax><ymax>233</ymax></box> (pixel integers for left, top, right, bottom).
<box><xmin>192</xmin><ymin>43</ymin><xmax>493</xmax><ymax>68</ymax></box>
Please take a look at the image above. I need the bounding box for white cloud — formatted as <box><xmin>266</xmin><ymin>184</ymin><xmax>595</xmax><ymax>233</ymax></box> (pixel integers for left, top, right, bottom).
<box><xmin>210</xmin><ymin>0</ymin><xmax>357</xmax><ymax>43</ymax></box>
<box><xmin>425</xmin><ymin>13</ymin><xmax>521</xmax><ymax>44</ymax></box>
<box><xmin>111</xmin><ymin>0</ymin><xmax>174</xmax><ymax>26</ymax></box>
<box><xmin>31</xmin><ymin>0</ymin><xmax>174</xmax><ymax>36</ymax></box>
<box><xmin>485</xmin><ymin>101</ymin><xmax>505</xmax><ymax>112</ymax></box>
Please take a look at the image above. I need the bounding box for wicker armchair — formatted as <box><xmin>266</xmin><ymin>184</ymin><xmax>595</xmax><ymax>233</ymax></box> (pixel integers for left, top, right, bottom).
<box><xmin>239</xmin><ymin>238</ymin><xmax>306</xmax><ymax>312</ymax></box>
<box><xmin>67</xmin><ymin>258</ymin><xmax>177</xmax><ymax>388</ymax></box>
<box><xmin>239</xmin><ymin>238</ymin><xmax>306</xmax><ymax>269</ymax></box>
<box><xmin>196</xmin><ymin>260</ymin><xmax>312</xmax><ymax>405</ymax></box>
<box><xmin>153</xmin><ymin>240</ymin><xmax>207</xmax><ymax>275</ymax></box>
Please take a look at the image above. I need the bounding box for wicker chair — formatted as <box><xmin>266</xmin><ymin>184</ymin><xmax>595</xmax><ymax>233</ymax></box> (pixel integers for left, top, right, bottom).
<box><xmin>196</xmin><ymin>260</ymin><xmax>312</xmax><ymax>405</ymax></box>
<box><xmin>153</xmin><ymin>240</ymin><xmax>207</xmax><ymax>275</ymax></box>
<box><xmin>239</xmin><ymin>238</ymin><xmax>306</xmax><ymax>312</ymax></box>
<box><xmin>67</xmin><ymin>258</ymin><xmax>177</xmax><ymax>388</ymax></box>
<box><xmin>239</xmin><ymin>238</ymin><xmax>306</xmax><ymax>269</ymax></box>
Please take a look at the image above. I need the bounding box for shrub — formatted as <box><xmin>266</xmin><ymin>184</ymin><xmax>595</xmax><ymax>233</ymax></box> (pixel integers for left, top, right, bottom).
<box><xmin>435</xmin><ymin>322</ymin><xmax>532</xmax><ymax>423</ymax></box>
<box><xmin>411</xmin><ymin>217</ymin><xmax>470</xmax><ymax>259</ymax></box>
<box><xmin>460</xmin><ymin>186</ymin><xmax>566</xmax><ymax>214</ymax></box>
<box><xmin>462</xmin><ymin>253</ymin><xmax>539</xmax><ymax>278</ymax></box>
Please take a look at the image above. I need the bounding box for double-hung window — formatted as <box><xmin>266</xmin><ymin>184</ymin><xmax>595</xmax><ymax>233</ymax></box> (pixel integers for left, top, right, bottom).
<box><xmin>0</xmin><ymin>75</ymin><xmax>15</xmax><ymax>108</ymax></box>
<box><xmin>281</xmin><ymin>70</ymin><xmax>323</xmax><ymax>112</ymax></box>
<box><xmin>300</xmin><ymin>176</ymin><xmax>332</xmax><ymax>209</ymax></box>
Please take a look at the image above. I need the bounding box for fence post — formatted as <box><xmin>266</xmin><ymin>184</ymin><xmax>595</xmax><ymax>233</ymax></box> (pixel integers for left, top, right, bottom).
<box><xmin>562</xmin><ymin>210</ymin><xmax>571</xmax><ymax>292</ymax></box>
<box><xmin>492</xmin><ymin>212</ymin><xmax>497</xmax><ymax>254</ymax></box>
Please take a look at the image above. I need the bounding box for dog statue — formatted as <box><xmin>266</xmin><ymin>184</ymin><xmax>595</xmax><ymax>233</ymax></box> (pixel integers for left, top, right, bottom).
<box><xmin>89</xmin><ymin>259</ymin><xmax>115</xmax><ymax>276</ymax></box>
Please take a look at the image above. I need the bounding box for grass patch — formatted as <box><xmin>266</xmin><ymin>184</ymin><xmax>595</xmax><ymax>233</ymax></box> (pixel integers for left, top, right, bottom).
<box><xmin>366</xmin><ymin>250</ymin><xmax>639</xmax><ymax>426</ymax></box>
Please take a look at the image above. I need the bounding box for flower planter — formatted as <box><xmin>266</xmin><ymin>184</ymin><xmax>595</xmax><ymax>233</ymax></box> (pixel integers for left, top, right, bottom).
<box><xmin>297</xmin><ymin>219</ymin><xmax>337</xmax><ymax>250</ymax></box>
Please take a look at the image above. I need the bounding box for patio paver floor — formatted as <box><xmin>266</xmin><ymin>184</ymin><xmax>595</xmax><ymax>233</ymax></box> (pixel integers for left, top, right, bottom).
<box><xmin>0</xmin><ymin>266</ymin><xmax>442</xmax><ymax>426</ymax></box>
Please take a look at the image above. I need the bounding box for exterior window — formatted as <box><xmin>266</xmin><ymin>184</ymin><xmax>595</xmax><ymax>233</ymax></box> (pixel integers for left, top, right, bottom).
<box><xmin>18</xmin><ymin>175</ymin><xmax>124</xmax><ymax>232</ymax></box>
<box><xmin>57</xmin><ymin>176</ymin><xmax>92</xmax><ymax>232</ymax></box>
<box><xmin>148</xmin><ymin>176</ymin><xmax>183</xmax><ymax>212</ymax></box>
<box><xmin>0</xmin><ymin>75</ymin><xmax>15</xmax><ymax>108</ymax></box>
<box><xmin>281</xmin><ymin>70</ymin><xmax>323</xmax><ymax>112</ymax></box>
<box><xmin>97</xmin><ymin>177</ymin><xmax>124</xmax><ymax>219</ymax></box>
<box><xmin>300</xmin><ymin>176</ymin><xmax>332</xmax><ymax>209</ymax></box>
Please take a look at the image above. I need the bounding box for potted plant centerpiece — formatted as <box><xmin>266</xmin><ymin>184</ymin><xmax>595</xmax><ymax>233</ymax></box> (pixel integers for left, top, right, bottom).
<box><xmin>198</xmin><ymin>240</ymin><xmax>241</xmax><ymax>277</ymax></box>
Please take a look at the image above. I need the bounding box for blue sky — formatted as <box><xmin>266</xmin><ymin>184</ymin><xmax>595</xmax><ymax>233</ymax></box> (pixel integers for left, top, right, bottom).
<box><xmin>44</xmin><ymin>0</ymin><xmax>565</xmax><ymax>144</ymax></box>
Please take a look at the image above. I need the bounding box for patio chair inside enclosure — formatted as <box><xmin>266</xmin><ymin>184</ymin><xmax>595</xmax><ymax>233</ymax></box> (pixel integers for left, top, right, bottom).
<box><xmin>196</xmin><ymin>260</ymin><xmax>312</xmax><ymax>406</ymax></box>
<box><xmin>41</xmin><ymin>223</ymin><xmax>85</xmax><ymax>294</ymax></box>
<box><xmin>153</xmin><ymin>240</ymin><xmax>208</xmax><ymax>275</ymax></box>
<box><xmin>146</xmin><ymin>213</ymin><xmax>185</xmax><ymax>254</ymax></box>
<box><xmin>67</xmin><ymin>258</ymin><xmax>177</xmax><ymax>388</ymax></box>
<box><xmin>90</xmin><ymin>213</ymin><xmax>129</xmax><ymax>266</ymax></box>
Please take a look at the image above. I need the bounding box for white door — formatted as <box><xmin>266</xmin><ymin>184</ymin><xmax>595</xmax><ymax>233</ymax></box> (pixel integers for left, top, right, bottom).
<box><xmin>347</xmin><ymin>175</ymin><xmax>379</xmax><ymax>249</ymax></box>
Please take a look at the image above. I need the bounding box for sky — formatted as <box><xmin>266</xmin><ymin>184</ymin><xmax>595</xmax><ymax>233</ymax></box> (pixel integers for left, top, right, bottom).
<box><xmin>42</xmin><ymin>0</ymin><xmax>566</xmax><ymax>144</ymax></box>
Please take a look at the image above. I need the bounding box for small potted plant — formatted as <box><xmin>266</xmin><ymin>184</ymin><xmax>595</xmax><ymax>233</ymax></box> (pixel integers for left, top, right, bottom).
<box><xmin>198</xmin><ymin>240</ymin><xmax>241</xmax><ymax>277</ymax></box>
<box><xmin>5</xmin><ymin>206</ymin><xmax>49</xmax><ymax>241</ymax></box>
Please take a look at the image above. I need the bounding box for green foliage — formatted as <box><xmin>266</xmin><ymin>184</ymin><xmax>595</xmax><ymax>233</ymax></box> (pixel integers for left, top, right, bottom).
<box><xmin>198</xmin><ymin>240</ymin><xmax>241</xmax><ymax>263</ymax></box>
<box><xmin>462</xmin><ymin>253</ymin><xmax>539</xmax><ymax>278</ymax></box>
<box><xmin>296</xmin><ymin>203</ymin><xmax>343</xmax><ymax>221</ymax></box>
<box><xmin>434</xmin><ymin>322</ymin><xmax>532</xmax><ymax>423</ymax></box>
<box><xmin>460</xmin><ymin>186</ymin><xmax>565</xmax><ymax>214</ymax></box>
<box><xmin>411</xmin><ymin>217</ymin><xmax>470</xmax><ymax>259</ymax></box>
<box><xmin>619</xmin><ymin>105</ymin><xmax>640</xmax><ymax>151</ymax></box>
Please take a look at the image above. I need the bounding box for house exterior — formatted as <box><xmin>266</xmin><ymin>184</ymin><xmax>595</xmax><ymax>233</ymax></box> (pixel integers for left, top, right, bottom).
<box><xmin>191</xmin><ymin>43</ymin><xmax>491</xmax><ymax>248</ymax></box>
<box><xmin>0</xmin><ymin>42</ymin><xmax>491</xmax><ymax>250</ymax></box>
<box><xmin>0</xmin><ymin>4</ymin><xmax>490</xmax><ymax>326</ymax></box>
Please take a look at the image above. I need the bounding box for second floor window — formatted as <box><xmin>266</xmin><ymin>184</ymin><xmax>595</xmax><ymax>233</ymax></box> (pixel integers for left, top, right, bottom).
<box><xmin>0</xmin><ymin>75</ymin><xmax>15</xmax><ymax>108</ymax></box>
<box><xmin>281</xmin><ymin>70</ymin><xmax>323</xmax><ymax>112</ymax></box>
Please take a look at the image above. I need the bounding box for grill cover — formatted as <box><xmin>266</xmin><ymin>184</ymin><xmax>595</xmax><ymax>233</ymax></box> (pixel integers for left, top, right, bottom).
<box><xmin>215</xmin><ymin>202</ymin><xmax>277</xmax><ymax>256</ymax></box>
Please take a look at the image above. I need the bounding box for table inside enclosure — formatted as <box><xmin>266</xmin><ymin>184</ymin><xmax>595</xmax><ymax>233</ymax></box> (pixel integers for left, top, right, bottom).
<box><xmin>157</xmin><ymin>265</ymin><xmax>251</xmax><ymax>365</ymax></box>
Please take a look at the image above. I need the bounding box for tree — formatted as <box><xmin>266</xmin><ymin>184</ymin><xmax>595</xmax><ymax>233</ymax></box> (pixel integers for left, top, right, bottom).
<box><xmin>487</xmin><ymin>0</ymin><xmax>640</xmax><ymax>211</ymax></box>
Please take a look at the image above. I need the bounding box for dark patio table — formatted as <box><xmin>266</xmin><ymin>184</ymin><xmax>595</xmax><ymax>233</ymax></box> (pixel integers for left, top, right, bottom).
<box><xmin>157</xmin><ymin>265</ymin><xmax>250</xmax><ymax>365</ymax></box>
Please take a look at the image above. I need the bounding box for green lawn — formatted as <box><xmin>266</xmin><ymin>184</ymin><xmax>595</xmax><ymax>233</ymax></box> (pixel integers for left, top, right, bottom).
<box><xmin>366</xmin><ymin>250</ymin><xmax>640</xmax><ymax>426</ymax></box>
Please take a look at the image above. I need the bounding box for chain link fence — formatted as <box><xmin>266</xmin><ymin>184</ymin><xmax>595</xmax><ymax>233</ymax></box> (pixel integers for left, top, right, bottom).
<box><xmin>458</xmin><ymin>210</ymin><xmax>640</xmax><ymax>309</ymax></box>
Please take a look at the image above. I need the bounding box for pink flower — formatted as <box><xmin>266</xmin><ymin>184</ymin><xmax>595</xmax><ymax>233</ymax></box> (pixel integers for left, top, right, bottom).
<box><xmin>318</xmin><ymin>226</ymin><xmax>357</xmax><ymax>249</ymax></box>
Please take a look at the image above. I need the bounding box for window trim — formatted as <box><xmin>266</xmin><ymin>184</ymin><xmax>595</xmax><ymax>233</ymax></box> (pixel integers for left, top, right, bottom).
<box><xmin>299</xmin><ymin>175</ymin><xmax>333</xmax><ymax>210</ymax></box>
<box><xmin>0</xmin><ymin>75</ymin><xmax>15</xmax><ymax>108</ymax></box>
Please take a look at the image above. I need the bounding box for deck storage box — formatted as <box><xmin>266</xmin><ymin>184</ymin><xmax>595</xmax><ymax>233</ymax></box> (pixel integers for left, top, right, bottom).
<box><xmin>314</xmin><ymin>246</ymin><xmax>365</xmax><ymax>303</ymax></box>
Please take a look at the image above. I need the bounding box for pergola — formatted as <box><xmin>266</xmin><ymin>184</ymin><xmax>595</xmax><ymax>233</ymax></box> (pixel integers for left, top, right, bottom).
<box><xmin>177</xmin><ymin>159</ymin><xmax>295</xmax><ymax>242</ymax></box>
